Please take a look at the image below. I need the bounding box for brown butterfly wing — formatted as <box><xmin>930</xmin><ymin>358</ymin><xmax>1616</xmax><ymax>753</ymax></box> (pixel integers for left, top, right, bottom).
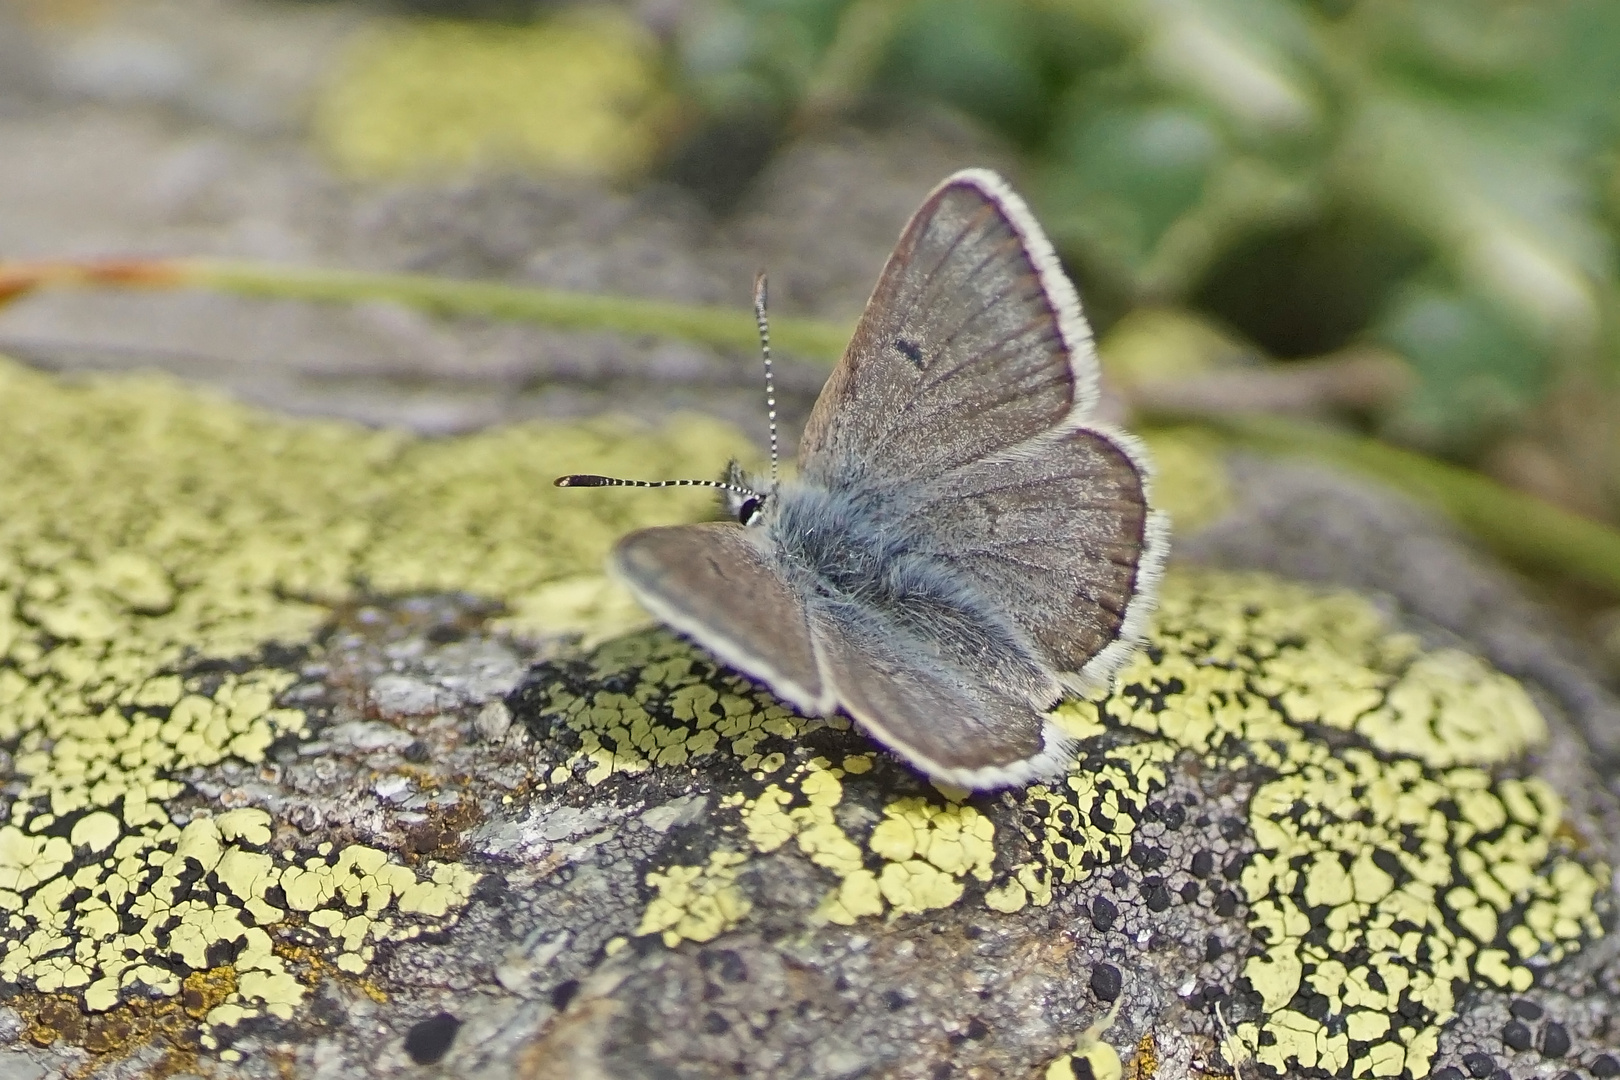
<box><xmin>797</xmin><ymin>169</ymin><xmax>1097</xmax><ymax>489</ymax></box>
<box><xmin>909</xmin><ymin>427</ymin><xmax>1169</xmax><ymax>696</ymax></box>
<box><xmin>611</xmin><ymin>522</ymin><xmax>830</xmax><ymax>715</ymax></box>
<box><xmin>796</xmin><ymin>168</ymin><xmax>1166</xmax><ymax>700</ymax></box>
<box><xmin>807</xmin><ymin>606</ymin><xmax>1073</xmax><ymax>788</ymax></box>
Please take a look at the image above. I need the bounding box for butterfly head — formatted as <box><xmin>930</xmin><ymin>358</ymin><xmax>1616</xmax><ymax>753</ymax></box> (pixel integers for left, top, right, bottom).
<box><xmin>720</xmin><ymin>458</ymin><xmax>773</xmax><ymax>526</ymax></box>
<box><xmin>556</xmin><ymin>273</ymin><xmax>784</xmax><ymax>528</ymax></box>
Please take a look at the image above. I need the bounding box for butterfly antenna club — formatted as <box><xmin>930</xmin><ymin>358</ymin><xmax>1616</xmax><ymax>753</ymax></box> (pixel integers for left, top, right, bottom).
<box><xmin>753</xmin><ymin>271</ymin><xmax>780</xmax><ymax>490</ymax></box>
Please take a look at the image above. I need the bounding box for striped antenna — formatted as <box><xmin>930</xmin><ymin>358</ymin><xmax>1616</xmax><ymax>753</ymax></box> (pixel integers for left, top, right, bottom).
<box><xmin>555</xmin><ymin>275</ymin><xmax>780</xmax><ymax>505</ymax></box>
<box><xmin>553</xmin><ymin>474</ymin><xmax>758</xmax><ymax>497</ymax></box>
<box><xmin>753</xmin><ymin>272</ymin><xmax>779</xmax><ymax>488</ymax></box>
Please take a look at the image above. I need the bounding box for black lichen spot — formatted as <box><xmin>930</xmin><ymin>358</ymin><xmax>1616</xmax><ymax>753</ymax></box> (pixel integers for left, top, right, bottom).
<box><xmin>204</xmin><ymin>938</ymin><xmax>243</xmax><ymax>968</ymax></box>
<box><xmin>1540</xmin><ymin>1022</ymin><xmax>1570</xmax><ymax>1058</ymax></box>
<box><xmin>1463</xmin><ymin>1052</ymin><xmax>1496</xmax><ymax>1078</ymax></box>
<box><xmin>1190</xmin><ymin>850</ymin><xmax>1214</xmax><ymax>878</ymax></box>
<box><xmin>1433</xmin><ymin>1069</ymin><xmax>1465</xmax><ymax>1080</ymax></box>
<box><xmin>403</xmin><ymin>740</ymin><xmax>431</xmax><ymax>763</ymax></box>
<box><xmin>470</xmin><ymin>875</ymin><xmax>509</xmax><ymax>907</ymax></box>
<box><xmin>1553</xmin><ymin>1073</ymin><xmax>1580</xmax><ymax>1080</ymax></box>
<box><xmin>425</xmin><ymin>622</ymin><xmax>464</xmax><ymax>645</ymax></box>
<box><xmin>704</xmin><ymin>949</ymin><xmax>748</xmax><ymax>983</ymax></box>
<box><xmin>1204</xmin><ymin>935</ymin><xmax>1225</xmax><ymax>962</ymax></box>
<box><xmin>1089</xmin><ymin>963</ymin><xmax>1122</xmax><ymax>1002</ymax></box>
<box><xmin>894</xmin><ymin>338</ymin><xmax>925</xmax><ymax>366</ymax></box>
<box><xmin>1090</xmin><ymin>898</ymin><xmax>1118</xmax><ymax>933</ymax></box>
<box><xmin>404</xmin><ymin>1012</ymin><xmax>462</xmax><ymax>1065</ymax></box>
<box><xmin>1179</xmin><ymin>881</ymin><xmax>1200</xmax><ymax>903</ymax></box>
<box><xmin>1130</xmin><ymin>845</ymin><xmax>1166</xmax><ymax>871</ymax></box>
<box><xmin>1508</xmin><ymin>999</ymin><xmax>1543</xmax><ymax>1021</ymax></box>
<box><xmin>1502</xmin><ymin>1021</ymin><xmax>1532</xmax><ymax>1052</ymax></box>
<box><xmin>883</xmin><ymin>989</ymin><xmax>909</xmax><ymax>1012</ymax></box>
<box><xmin>1593</xmin><ymin>1054</ymin><xmax>1620</xmax><ymax>1078</ymax></box>
<box><xmin>1214</xmin><ymin>890</ymin><xmax>1238</xmax><ymax>917</ymax></box>
<box><xmin>1144</xmin><ymin>881</ymin><xmax>1172</xmax><ymax>912</ymax></box>
<box><xmin>965</xmin><ymin>1017</ymin><xmax>989</xmax><ymax>1040</ymax></box>
<box><xmin>550</xmin><ymin>979</ymin><xmax>580</xmax><ymax>1013</ymax></box>
<box><xmin>703</xmin><ymin>1011</ymin><xmax>730</xmax><ymax>1035</ymax></box>
<box><xmin>1371</xmin><ymin>847</ymin><xmax>1404</xmax><ymax>880</ymax></box>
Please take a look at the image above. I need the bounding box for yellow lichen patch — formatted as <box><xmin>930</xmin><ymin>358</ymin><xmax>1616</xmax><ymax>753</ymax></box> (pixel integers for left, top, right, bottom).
<box><xmin>530</xmin><ymin>631</ymin><xmax>841</xmax><ymax>786</ymax></box>
<box><xmin>728</xmin><ymin>758</ymin><xmax>873</xmax><ymax>925</ymax></box>
<box><xmin>988</xmin><ymin>739</ymin><xmax>1178</xmax><ymax>915</ymax></box>
<box><xmin>643</xmin><ymin>757</ymin><xmax>1004</xmax><ymax>932</ymax></box>
<box><xmin>0</xmin><ymin>356</ymin><xmax>748</xmax><ymax>1051</ymax></box>
<box><xmin>1095</xmin><ymin>570</ymin><xmax>1608</xmax><ymax>1079</ymax></box>
<box><xmin>636</xmin><ymin>852</ymin><xmax>752</xmax><ymax>948</ymax></box>
<box><xmin>876</xmin><ymin>859</ymin><xmax>963</xmax><ymax>914</ymax></box>
<box><xmin>740</xmin><ymin>761</ymin><xmax>999</xmax><ymax>922</ymax></box>
<box><xmin>1043</xmin><ymin>1001</ymin><xmax>1125</xmax><ymax>1080</ymax></box>
<box><xmin>13</xmin><ymin>963</ymin><xmax>240</xmax><ymax>1068</ymax></box>
<box><xmin>312</xmin><ymin>10</ymin><xmax>675</xmax><ymax>182</ymax></box>
<box><xmin>8</xmin><ymin>356</ymin><xmax>1601</xmax><ymax>1080</ymax></box>
<box><xmin>546</xmin><ymin>564</ymin><xmax>1603</xmax><ymax>1080</ymax></box>
<box><xmin>868</xmin><ymin>798</ymin><xmax>995</xmax><ymax>881</ymax></box>
<box><xmin>1</xmin><ymin>800</ymin><xmax>479</xmax><ymax>1040</ymax></box>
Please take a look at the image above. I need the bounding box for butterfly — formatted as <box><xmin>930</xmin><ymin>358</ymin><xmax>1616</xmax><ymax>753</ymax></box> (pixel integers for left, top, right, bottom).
<box><xmin>558</xmin><ymin>169</ymin><xmax>1168</xmax><ymax>789</ymax></box>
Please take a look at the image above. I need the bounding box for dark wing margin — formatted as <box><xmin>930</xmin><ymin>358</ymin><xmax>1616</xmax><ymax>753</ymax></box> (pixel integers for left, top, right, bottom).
<box><xmin>798</xmin><ymin>169</ymin><xmax>1101</xmax><ymax>489</ymax></box>
<box><xmin>911</xmin><ymin>423</ymin><xmax>1170</xmax><ymax>697</ymax></box>
<box><xmin>611</xmin><ymin>522</ymin><xmax>831</xmax><ymax>715</ymax></box>
<box><xmin>808</xmin><ymin>607</ymin><xmax>1076</xmax><ymax>790</ymax></box>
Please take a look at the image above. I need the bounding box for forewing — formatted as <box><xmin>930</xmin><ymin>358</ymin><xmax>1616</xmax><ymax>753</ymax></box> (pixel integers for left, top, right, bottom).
<box><xmin>910</xmin><ymin>425</ymin><xmax>1169</xmax><ymax>694</ymax></box>
<box><xmin>611</xmin><ymin>522</ymin><xmax>829</xmax><ymax>714</ymax></box>
<box><xmin>810</xmin><ymin>606</ymin><xmax>1074</xmax><ymax>789</ymax></box>
<box><xmin>798</xmin><ymin>169</ymin><xmax>1097</xmax><ymax>488</ymax></box>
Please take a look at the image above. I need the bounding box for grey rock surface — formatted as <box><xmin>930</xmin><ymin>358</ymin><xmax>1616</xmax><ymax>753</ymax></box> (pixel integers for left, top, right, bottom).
<box><xmin>0</xmin><ymin>5</ymin><xmax>1616</xmax><ymax>1079</ymax></box>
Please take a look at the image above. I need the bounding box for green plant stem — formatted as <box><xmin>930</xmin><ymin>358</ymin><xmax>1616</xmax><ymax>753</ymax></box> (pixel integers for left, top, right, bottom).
<box><xmin>183</xmin><ymin>259</ymin><xmax>854</xmax><ymax>362</ymax></box>
<box><xmin>1206</xmin><ymin>415</ymin><xmax>1620</xmax><ymax>595</ymax></box>
<box><xmin>8</xmin><ymin>254</ymin><xmax>1619</xmax><ymax>594</ymax></box>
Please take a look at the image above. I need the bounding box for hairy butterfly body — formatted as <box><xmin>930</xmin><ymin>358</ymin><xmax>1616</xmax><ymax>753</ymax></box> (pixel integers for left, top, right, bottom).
<box><xmin>563</xmin><ymin>169</ymin><xmax>1168</xmax><ymax>789</ymax></box>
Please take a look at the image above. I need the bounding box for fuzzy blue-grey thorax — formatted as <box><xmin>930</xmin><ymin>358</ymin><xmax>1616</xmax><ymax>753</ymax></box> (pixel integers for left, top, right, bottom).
<box><xmin>755</xmin><ymin>477</ymin><xmax>1056</xmax><ymax>702</ymax></box>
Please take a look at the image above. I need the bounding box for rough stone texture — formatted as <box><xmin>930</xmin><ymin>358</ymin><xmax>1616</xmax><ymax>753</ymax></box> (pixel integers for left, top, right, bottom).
<box><xmin>0</xmin><ymin>369</ymin><xmax>1612</xmax><ymax>1078</ymax></box>
<box><xmin>0</xmin><ymin>5</ymin><xmax>1616</xmax><ymax>1078</ymax></box>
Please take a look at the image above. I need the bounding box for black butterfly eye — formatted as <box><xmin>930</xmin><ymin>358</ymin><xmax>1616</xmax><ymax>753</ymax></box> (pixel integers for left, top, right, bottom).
<box><xmin>737</xmin><ymin>497</ymin><xmax>761</xmax><ymax>525</ymax></box>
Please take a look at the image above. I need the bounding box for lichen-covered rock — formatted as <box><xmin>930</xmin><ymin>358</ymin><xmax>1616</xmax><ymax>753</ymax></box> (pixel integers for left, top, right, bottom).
<box><xmin>0</xmin><ymin>359</ymin><xmax>1614</xmax><ymax>1080</ymax></box>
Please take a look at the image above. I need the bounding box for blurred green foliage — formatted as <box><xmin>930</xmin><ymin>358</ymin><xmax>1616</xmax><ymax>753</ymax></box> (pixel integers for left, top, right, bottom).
<box><xmin>670</xmin><ymin>0</ymin><xmax>1620</xmax><ymax>488</ymax></box>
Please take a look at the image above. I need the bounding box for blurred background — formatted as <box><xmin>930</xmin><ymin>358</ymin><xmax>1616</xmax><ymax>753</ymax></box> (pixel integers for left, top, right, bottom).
<box><xmin>2</xmin><ymin>0</ymin><xmax>1619</xmax><ymax>654</ymax></box>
